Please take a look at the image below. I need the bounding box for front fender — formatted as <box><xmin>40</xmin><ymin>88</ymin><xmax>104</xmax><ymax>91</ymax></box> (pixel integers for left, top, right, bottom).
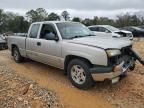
<box><xmin>62</xmin><ymin>43</ymin><xmax>108</xmax><ymax>66</ymax></box>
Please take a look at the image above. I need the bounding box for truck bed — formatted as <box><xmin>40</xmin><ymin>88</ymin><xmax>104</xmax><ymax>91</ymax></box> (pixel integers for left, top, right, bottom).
<box><xmin>7</xmin><ymin>36</ymin><xmax>26</xmax><ymax>57</ymax></box>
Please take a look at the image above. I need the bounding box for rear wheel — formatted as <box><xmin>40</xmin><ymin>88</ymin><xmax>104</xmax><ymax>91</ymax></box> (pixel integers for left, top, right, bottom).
<box><xmin>67</xmin><ymin>59</ymin><xmax>94</xmax><ymax>89</ymax></box>
<box><xmin>0</xmin><ymin>43</ymin><xmax>5</xmax><ymax>50</ymax></box>
<box><xmin>13</xmin><ymin>47</ymin><xmax>23</xmax><ymax>63</ymax></box>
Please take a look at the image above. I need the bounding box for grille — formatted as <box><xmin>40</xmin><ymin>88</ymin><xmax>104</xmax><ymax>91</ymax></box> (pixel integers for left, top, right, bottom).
<box><xmin>108</xmin><ymin>46</ymin><xmax>132</xmax><ymax>66</ymax></box>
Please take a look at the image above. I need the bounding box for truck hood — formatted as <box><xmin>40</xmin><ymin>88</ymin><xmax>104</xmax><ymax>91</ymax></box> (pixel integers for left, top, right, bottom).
<box><xmin>65</xmin><ymin>36</ymin><xmax>132</xmax><ymax>49</ymax></box>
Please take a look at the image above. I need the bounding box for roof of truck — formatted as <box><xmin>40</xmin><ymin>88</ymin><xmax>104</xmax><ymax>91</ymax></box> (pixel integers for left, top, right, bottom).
<box><xmin>32</xmin><ymin>21</ymin><xmax>76</xmax><ymax>24</ymax></box>
<box><xmin>88</xmin><ymin>25</ymin><xmax>110</xmax><ymax>28</ymax></box>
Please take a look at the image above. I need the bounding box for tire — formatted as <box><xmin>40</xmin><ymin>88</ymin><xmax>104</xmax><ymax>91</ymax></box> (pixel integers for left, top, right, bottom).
<box><xmin>67</xmin><ymin>59</ymin><xmax>94</xmax><ymax>89</ymax></box>
<box><xmin>13</xmin><ymin>47</ymin><xmax>23</xmax><ymax>63</ymax></box>
<box><xmin>0</xmin><ymin>43</ymin><xmax>4</xmax><ymax>50</ymax></box>
<box><xmin>0</xmin><ymin>44</ymin><xmax>2</xmax><ymax>50</ymax></box>
<box><xmin>129</xmin><ymin>59</ymin><xmax>136</xmax><ymax>71</ymax></box>
<box><xmin>129</xmin><ymin>64</ymin><xmax>135</xmax><ymax>71</ymax></box>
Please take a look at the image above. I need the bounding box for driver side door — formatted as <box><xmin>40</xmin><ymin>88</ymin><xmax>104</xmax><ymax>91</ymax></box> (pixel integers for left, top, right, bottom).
<box><xmin>35</xmin><ymin>23</ymin><xmax>62</xmax><ymax>68</ymax></box>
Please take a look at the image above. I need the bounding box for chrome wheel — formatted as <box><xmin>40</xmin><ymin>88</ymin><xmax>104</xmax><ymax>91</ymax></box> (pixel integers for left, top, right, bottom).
<box><xmin>71</xmin><ymin>65</ymin><xmax>86</xmax><ymax>85</ymax></box>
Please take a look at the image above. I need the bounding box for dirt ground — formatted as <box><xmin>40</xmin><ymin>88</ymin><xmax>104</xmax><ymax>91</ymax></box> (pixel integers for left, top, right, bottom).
<box><xmin>0</xmin><ymin>40</ymin><xmax>144</xmax><ymax>108</ymax></box>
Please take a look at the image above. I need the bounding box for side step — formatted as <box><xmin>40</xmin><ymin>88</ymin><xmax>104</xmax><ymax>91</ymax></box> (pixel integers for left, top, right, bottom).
<box><xmin>130</xmin><ymin>49</ymin><xmax>144</xmax><ymax>65</ymax></box>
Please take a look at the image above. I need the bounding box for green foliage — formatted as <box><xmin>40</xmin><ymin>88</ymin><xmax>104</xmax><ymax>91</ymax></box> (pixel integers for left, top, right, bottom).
<box><xmin>61</xmin><ymin>11</ymin><xmax>70</xmax><ymax>21</ymax></box>
<box><xmin>47</xmin><ymin>13</ymin><xmax>60</xmax><ymax>21</ymax></box>
<box><xmin>72</xmin><ymin>17</ymin><xmax>81</xmax><ymax>22</ymax></box>
<box><xmin>26</xmin><ymin>8</ymin><xmax>48</xmax><ymax>22</ymax></box>
<box><xmin>8</xmin><ymin>16</ymin><xmax>30</xmax><ymax>32</ymax></box>
<box><xmin>116</xmin><ymin>13</ymin><xmax>141</xmax><ymax>27</ymax></box>
<box><xmin>0</xmin><ymin>10</ymin><xmax>30</xmax><ymax>33</ymax></box>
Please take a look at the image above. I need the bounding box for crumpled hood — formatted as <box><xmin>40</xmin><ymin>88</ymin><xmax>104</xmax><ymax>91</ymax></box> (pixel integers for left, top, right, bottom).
<box><xmin>65</xmin><ymin>36</ymin><xmax>132</xmax><ymax>49</ymax></box>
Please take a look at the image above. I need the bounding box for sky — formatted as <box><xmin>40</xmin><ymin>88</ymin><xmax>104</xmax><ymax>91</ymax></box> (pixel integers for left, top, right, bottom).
<box><xmin>0</xmin><ymin>0</ymin><xmax>144</xmax><ymax>19</ymax></box>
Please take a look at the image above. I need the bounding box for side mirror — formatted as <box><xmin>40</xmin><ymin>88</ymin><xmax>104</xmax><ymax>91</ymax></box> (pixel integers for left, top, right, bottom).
<box><xmin>45</xmin><ymin>33</ymin><xmax>59</xmax><ymax>41</ymax></box>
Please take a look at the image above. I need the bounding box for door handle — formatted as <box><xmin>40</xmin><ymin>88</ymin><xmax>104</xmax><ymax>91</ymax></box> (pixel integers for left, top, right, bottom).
<box><xmin>37</xmin><ymin>42</ymin><xmax>41</xmax><ymax>46</ymax></box>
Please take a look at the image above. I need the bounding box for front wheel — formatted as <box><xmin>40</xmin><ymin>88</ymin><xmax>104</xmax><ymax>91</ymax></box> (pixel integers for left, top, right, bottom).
<box><xmin>67</xmin><ymin>59</ymin><xmax>94</xmax><ymax>89</ymax></box>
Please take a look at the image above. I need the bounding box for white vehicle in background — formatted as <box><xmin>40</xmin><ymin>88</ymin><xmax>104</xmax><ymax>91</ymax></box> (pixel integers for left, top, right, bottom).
<box><xmin>88</xmin><ymin>25</ymin><xmax>133</xmax><ymax>40</ymax></box>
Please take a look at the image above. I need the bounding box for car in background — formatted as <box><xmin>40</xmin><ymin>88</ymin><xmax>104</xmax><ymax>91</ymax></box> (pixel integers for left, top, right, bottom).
<box><xmin>138</xmin><ymin>26</ymin><xmax>144</xmax><ymax>29</ymax></box>
<box><xmin>122</xmin><ymin>26</ymin><xmax>144</xmax><ymax>37</ymax></box>
<box><xmin>88</xmin><ymin>25</ymin><xmax>133</xmax><ymax>40</ymax></box>
<box><xmin>0</xmin><ymin>34</ymin><xmax>7</xmax><ymax>50</ymax></box>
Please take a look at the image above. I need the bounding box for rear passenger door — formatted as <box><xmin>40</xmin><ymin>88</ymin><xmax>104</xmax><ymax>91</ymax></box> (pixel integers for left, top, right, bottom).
<box><xmin>26</xmin><ymin>23</ymin><xmax>41</xmax><ymax>61</ymax></box>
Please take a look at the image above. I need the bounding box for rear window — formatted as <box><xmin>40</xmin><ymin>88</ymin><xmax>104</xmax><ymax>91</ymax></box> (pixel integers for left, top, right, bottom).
<box><xmin>29</xmin><ymin>24</ymin><xmax>40</xmax><ymax>38</ymax></box>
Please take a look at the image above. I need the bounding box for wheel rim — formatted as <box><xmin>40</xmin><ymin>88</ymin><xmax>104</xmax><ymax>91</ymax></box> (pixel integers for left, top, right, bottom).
<box><xmin>71</xmin><ymin>65</ymin><xmax>86</xmax><ymax>85</ymax></box>
<box><xmin>14</xmin><ymin>49</ymin><xmax>19</xmax><ymax>61</ymax></box>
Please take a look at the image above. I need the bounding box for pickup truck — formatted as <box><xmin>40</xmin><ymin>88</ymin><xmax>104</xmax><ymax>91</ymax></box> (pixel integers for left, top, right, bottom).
<box><xmin>7</xmin><ymin>21</ymin><xmax>144</xmax><ymax>89</ymax></box>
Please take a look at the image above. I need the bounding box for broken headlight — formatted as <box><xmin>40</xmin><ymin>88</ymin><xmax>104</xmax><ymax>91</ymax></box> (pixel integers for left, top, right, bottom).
<box><xmin>106</xmin><ymin>49</ymin><xmax>121</xmax><ymax>57</ymax></box>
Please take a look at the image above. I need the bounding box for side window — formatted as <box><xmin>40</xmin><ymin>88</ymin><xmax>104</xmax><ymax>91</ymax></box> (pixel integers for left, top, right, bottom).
<box><xmin>40</xmin><ymin>24</ymin><xmax>57</xmax><ymax>40</ymax></box>
<box><xmin>89</xmin><ymin>27</ymin><xmax>99</xmax><ymax>31</ymax></box>
<box><xmin>29</xmin><ymin>24</ymin><xmax>40</xmax><ymax>38</ymax></box>
<box><xmin>99</xmin><ymin>27</ymin><xmax>107</xmax><ymax>32</ymax></box>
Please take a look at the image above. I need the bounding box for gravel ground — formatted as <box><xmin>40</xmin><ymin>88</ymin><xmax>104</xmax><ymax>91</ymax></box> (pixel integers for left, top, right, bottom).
<box><xmin>0</xmin><ymin>63</ymin><xmax>64</xmax><ymax>108</ymax></box>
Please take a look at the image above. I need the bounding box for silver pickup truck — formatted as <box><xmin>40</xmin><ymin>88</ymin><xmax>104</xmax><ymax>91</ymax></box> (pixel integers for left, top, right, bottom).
<box><xmin>7</xmin><ymin>21</ymin><xmax>144</xmax><ymax>89</ymax></box>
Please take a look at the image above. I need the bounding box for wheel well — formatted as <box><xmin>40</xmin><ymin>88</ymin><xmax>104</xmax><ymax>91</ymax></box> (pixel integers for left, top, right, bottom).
<box><xmin>64</xmin><ymin>55</ymin><xmax>93</xmax><ymax>74</ymax></box>
<box><xmin>11</xmin><ymin>44</ymin><xmax>18</xmax><ymax>56</ymax></box>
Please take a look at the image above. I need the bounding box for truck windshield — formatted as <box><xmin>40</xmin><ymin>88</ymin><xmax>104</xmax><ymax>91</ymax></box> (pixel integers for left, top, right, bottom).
<box><xmin>56</xmin><ymin>22</ymin><xmax>94</xmax><ymax>39</ymax></box>
<box><xmin>106</xmin><ymin>25</ymin><xmax>119</xmax><ymax>32</ymax></box>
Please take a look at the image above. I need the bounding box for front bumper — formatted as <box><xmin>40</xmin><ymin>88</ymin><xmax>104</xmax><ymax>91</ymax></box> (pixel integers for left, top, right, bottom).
<box><xmin>90</xmin><ymin>61</ymin><xmax>133</xmax><ymax>82</ymax></box>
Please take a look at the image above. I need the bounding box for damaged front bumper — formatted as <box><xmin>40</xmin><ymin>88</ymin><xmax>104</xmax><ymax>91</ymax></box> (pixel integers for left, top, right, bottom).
<box><xmin>90</xmin><ymin>48</ymin><xmax>144</xmax><ymax>83</ymax></box>
<box><xmin>90</xmin><ymin>60</ymin><xmax>132</xmax><ymax>83</ymax></box>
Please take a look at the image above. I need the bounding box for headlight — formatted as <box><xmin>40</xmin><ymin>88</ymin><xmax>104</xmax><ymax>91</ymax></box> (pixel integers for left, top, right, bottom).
<box><xmin>106</xmin><ymin>49</ymin><xmax>121</xmax><ymax>57</ymax></box>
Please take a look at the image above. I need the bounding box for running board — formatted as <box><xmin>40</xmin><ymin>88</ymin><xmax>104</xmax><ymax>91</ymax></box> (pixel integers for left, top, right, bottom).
<box><xmin>130</xmin><ymin>49</ymin><xmax>144</xmax><ymax>65</ymax></box>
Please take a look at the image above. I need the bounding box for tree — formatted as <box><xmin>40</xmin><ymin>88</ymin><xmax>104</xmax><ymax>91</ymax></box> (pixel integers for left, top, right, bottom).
<box><xmin>82</xmin><ymin>18</ymin><xmax>93</xmax><ymax>26</ymax></box>
<box><xmin>92</xmin><ymin>16</ymin><xmax>98</xmax><ymax>25</ymax></box>
<box><xmin>47</xmin><ymin>13</ymin><xmax>60</xmax><ymax>21</ymax></box>
<box><xmin>116</xmin><ymin>13</ymin><xmax>141</xmax><ymax>27</ymax></box>
<box><xmin>8</xmin><ymin>16</ymin><xmax>30</xmax><ymax>33</ymax></box>
<box><xmin>61</xmin><ymin>11</ymin><xmax>70</xmax><ymax>21</ymax></box>
<box><xmin>0</xmin><ymin>9</ymin><xmax>4</xmax><ymax>32</ymax></box>
<box><xmin>26</xmin><ymin>8</ymin><xmax>48</xmax><ymax>22</ymax></box>
<box><xmin>0</xmin><ymin>10</ymin><xmax>30</xmax><ymax>33</ymax></box>
<box><xmin>72</xmin><ymin>17</ymin><xmax>81</xmax><ymax>22</ymax></box>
